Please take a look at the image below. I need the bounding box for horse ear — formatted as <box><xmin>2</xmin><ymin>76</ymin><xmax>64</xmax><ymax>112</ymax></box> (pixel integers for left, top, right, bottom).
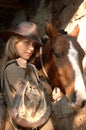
<box><xmin>45</xmin><ymin>22</ymin><xmax>61</xmax><ymax>39</ymax></box>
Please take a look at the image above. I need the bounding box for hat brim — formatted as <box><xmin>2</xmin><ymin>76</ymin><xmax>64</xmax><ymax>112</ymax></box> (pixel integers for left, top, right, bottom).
<box><xmin>0</xmin><ymin>30</ymin><xmax>44</xmax><ymax>46</ymax></box>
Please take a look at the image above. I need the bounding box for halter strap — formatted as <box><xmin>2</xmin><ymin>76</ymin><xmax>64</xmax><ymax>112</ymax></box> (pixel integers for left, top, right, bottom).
<box><xmin>40</xmin><ymin>47</ymin><xmax>48</xmax><ymax>78</ymax></box>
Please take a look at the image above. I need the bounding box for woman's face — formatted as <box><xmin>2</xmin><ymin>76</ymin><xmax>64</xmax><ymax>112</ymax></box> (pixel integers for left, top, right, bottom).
<box><xmin>15</xmin><ymin>38</ymin><xmax>35</xmax><ymax>60</ymax></box>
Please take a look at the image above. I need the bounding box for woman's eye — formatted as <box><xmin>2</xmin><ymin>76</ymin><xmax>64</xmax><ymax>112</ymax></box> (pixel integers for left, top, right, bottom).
<box><xmin>24</xmin><ymin>41</ymin><xmax>29</xmax><ymax>45</ymax></box>
<box><xmin>23</xmin><ymin>39</ymin><xmax>35</xmax><ymax>47</ymax></box>
<box><xmin>22</xmin><ymin>40</ymin><xmax>29</xmax><ymax>45</ymax></box>
<box><xmin>55</xmin><ymin>52</ymin><xmax>62</xmax><ymax>58</ymax></box>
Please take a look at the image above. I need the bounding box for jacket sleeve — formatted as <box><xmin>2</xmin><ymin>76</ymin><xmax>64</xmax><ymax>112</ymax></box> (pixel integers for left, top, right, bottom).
<box><xmin>3</xmin><ymin>63</ymin><xmax>25</xmax><ymax>108</ymax></box>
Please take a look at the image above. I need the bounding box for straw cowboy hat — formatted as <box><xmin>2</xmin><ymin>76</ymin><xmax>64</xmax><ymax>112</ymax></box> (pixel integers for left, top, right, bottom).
<box><xmin>0</xmin><ymin>21</ymin><xmax>43</xmax><ymax>46</ymax></box>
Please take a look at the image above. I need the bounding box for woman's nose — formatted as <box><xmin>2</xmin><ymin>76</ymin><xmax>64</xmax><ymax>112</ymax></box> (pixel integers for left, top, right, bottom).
<box><xmin>28</xmin><ymin>43</ymin><xmax>34</xmax><ymax>51</ymax></box>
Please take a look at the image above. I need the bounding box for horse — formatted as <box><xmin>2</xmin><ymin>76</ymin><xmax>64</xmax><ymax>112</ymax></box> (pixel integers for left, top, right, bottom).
<box><xmin>33</xmin><ymin>22</ymin><xmax>86</xmax><ymax>110</ymax></box>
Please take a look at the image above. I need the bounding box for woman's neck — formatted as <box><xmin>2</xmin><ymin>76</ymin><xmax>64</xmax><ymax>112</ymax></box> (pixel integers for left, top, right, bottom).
<box><xmin>16</xmin><ymin>58</ymin><xmax>27</xmax><ymax>68</ymax></box>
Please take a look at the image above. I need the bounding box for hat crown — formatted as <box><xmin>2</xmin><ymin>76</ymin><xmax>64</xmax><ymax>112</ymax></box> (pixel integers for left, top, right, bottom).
<box><xmin>0</xmin><ymin>21</ymin><xmax>43</xmax><ymax>46</ymax></box>
<box><xmin>12</xmin><ymin>21</ymin><xmax>37</xmax><ymax>36</ymax></box>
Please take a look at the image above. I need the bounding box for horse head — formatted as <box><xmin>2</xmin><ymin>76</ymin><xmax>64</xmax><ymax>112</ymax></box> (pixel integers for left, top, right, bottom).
<box><xmin>34</xmin><ymin>22</ymin><xmax>86</xmax><ymax>110</ymax></box>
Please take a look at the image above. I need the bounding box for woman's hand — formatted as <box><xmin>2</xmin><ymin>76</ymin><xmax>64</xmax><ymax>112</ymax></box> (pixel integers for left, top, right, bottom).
<box><xmin>16</xmin><ymin>58</ymin><xmax>27</xmax><ymax>68</ymax></box>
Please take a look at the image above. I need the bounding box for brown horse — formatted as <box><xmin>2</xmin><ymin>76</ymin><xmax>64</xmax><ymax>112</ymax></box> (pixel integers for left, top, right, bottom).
<box><xmin>34</xmin><ymin>23</ymin><xmax>86</xmax><ymax>110</ymax></box>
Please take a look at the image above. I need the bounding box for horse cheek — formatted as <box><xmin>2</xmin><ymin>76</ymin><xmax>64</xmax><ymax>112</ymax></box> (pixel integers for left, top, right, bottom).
<box><xmin>48</xmin><ymin>65</ymin><xmax>66</xmax><ymax>94</ymax></box>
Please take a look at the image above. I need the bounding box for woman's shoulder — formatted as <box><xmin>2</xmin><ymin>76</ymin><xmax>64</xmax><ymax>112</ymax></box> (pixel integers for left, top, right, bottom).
<box><xmin>2</xmin><ymin>59</ymin><xmax>17</xmax><ymax>73</ymax></box>
<box><xmin>4</xmin><ymin>59</ymin><xmax>17</xmax><ymax>68</ymax></box>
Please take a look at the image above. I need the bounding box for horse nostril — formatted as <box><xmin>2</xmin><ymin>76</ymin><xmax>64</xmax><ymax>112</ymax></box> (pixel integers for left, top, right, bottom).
<box><xmin>72</xmin><ymin>91</ymin><xmax>77</xmax><ymax>102</ymax></box>
<box><xmin>81</xmin><ymin>100</ymin><xmax>86</xmax><ymax>108</ymax></box>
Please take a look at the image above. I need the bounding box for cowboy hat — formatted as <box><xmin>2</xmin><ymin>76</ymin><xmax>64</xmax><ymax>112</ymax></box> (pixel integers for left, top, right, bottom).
<box><xmin>0</xmin><ymin>21</ymin><xmax>43</xmax><ymax>46</ymax></box>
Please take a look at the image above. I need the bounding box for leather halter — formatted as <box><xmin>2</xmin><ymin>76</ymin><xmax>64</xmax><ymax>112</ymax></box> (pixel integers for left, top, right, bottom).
<box><xmin>40</xmin><ymin>47</ymin><xmax>49</xmax><ymax>78</ymax></box>
<box><xmin>39</xmin><ymin>47</ymin><xmax>63</xmax><ymax>102</ymax></box>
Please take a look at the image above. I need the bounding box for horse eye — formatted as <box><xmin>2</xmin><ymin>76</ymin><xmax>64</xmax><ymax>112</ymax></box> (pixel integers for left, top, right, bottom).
<box><xmin>55</xmin><ymin>52</ymin><xmax>62</xmax><ymax>58</ymax></box>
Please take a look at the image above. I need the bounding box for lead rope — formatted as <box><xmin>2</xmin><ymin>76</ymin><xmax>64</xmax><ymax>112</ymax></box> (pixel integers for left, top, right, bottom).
<box><xmin>40</xmin><ymin>47</ymin><xmax>48</xmax><ymax>79</ymax></box>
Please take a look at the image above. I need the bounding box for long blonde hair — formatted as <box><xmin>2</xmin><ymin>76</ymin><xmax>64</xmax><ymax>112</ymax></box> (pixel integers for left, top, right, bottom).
<box><xmin>2</xmin><ymin>36</ymin><xmax>39</xmax><ymax>65</ymax></box>
<box><xmin>2</xmin><ymin>36</ymin><xmax>22</xmax><ymax>64</ymax></box>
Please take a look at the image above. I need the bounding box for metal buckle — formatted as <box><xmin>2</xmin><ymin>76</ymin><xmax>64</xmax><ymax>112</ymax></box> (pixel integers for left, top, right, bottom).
<box><xmin>32</xmin><ymin>128</ymin><xmax>38</xmax><ymax>130</ymax></box>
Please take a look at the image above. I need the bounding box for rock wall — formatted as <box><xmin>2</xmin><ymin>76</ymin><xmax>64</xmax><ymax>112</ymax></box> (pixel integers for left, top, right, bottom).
<box><xmin>0</xmin><ymin>0</ymin><xmax>85</xmax><ymax>35</ymax></box>
<box><xmin>29</xmin><ymin>0</ymin><xmax>85</xmax><ymax>37</ymax></box>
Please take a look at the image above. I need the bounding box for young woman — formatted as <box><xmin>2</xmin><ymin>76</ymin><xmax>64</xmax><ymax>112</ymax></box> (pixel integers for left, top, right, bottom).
<box><xmin>0</xmin><ymin>21</ymin><xmax>54</xmax><ymax>130</ymax></box>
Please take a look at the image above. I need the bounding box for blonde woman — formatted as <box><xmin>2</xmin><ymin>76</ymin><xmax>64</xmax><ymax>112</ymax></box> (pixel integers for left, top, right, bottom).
<box><xmin>0</xmin><ymin>21</ymin><xmax>54</xmax><ymax>130</ymax></box>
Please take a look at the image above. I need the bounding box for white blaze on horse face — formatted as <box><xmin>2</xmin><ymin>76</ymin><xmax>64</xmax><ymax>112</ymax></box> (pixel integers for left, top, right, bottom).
<box><xmin>67</xmin><ymin>41</ymin><xmax>86</xmax><ymax>105</ymax></box>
